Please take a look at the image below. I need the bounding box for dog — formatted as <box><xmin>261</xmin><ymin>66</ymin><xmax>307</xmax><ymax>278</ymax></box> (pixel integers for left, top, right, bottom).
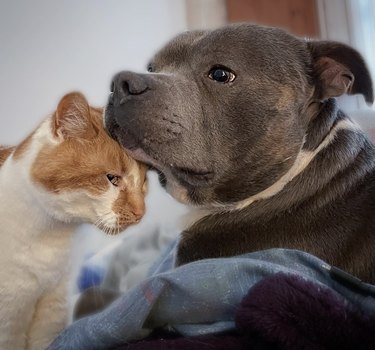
<box><xmin>105</xmin><ymin>23</ymin><xmax>375</xmax><ymax>284</ymax></box>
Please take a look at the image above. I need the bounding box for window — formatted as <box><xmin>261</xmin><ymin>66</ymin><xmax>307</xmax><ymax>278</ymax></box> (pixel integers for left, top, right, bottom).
<box><xmin>318</xmin><ymin>0</ymin><xmax>375</xmax><ymax>116</ymax></box>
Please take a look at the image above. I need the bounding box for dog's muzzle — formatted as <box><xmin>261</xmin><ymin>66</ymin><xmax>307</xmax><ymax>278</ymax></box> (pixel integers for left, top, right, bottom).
<box><xmin>111</xmin><ymin>71</ymin><xmax>149</xmax><ymax>103</ymax></box>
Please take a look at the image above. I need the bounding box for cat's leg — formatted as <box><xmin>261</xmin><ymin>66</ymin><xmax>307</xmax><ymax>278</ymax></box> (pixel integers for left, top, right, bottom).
<box><xmin>26</xmin><ymin>278</ymin><xmax>68</xmax><ymax>350</ymax></box>
<box><xmin>0</xmin><ymin>286</ymin><xmax>36</xmax><ymax>350</ymax></box>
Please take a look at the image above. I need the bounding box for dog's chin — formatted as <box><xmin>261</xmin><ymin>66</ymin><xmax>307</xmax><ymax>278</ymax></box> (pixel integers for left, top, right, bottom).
<box><xmin>105</xmin><ymin>112</ymin><xmax>212</xmax><ymax>204</ymax></box>
<box><xmin>121</xmin><ymin>147</ymin><xmax>192</xmax><ymax>204</ymax></box>
<box><xmin>122</xmin><ymin>148</ymin><xmax>192</xmax><ymax>204</ymax></box>
<box><xmin>126</xmin><ymin>149</ymin><xmax>214</xmax><ymax>194</ymax></box>
<box><xmin>105</xmin><ymin>117</ymin><xmax>140</xmax><ymax>152</ymax></box>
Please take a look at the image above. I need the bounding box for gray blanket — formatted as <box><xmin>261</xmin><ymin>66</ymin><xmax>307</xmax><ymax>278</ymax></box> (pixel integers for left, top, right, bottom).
<box><xmin>48</xmin><ymin>245</ymin><xmax>375</xmax><ymax>350</ymax></box>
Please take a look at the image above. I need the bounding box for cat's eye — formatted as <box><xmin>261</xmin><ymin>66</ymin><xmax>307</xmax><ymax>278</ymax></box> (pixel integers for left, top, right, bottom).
<box><xmin>106</xmin><ymin>174</ymin><xmax>120</xmax><ymax>186</ymax></box>
<box><xmin>147</xmin><ymin>63</ymin><xmax>154</xmax><ymax>72</ymax></box>
<box><xmin>208</xmin><ymin>66</ymin><xmax>236</xmax><ymax>83</ymax></box>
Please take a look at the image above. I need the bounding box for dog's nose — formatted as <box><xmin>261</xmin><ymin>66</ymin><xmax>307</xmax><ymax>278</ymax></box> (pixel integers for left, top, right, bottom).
<box><xmin>111</xmin><ymin>71</ymin><xmax>148</xmax><ymax>99</ymax></box>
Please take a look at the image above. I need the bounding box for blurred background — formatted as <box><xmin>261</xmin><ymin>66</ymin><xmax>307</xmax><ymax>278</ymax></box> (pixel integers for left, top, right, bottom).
<box><xmin>1</xmin><ymin>0</ymin><xmax>374</xmax><ymax>300</ymax></box>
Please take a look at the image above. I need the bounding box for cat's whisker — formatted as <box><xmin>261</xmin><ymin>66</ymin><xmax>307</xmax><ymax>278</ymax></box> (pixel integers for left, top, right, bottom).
<box><xmin>117</xmin><ymin>219</ymin><xmax>121</xmax><ymax>235</ymax></box>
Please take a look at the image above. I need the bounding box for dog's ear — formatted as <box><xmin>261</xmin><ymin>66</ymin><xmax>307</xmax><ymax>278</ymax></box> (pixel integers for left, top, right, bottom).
<box><xmin>53</xmin><ymin>92</ymin><xmax>98</xmax><ymax>140</ymax></box>
<box><xmin>307</xmin><ymin>41</ymin><xmax>374</xmax><ymax>104</ymax></box>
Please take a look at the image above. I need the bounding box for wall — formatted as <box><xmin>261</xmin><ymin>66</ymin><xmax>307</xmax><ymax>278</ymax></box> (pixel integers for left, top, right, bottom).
<box><xmin>0</xmin><ymin>0</ymin><xmax>191</xmax><ymax>258</ymax></box>
<box><xmin>0</xmin><ymin>0</ymin><xmax>187</xmax><ymax>143</ymax></box>
<box><xmin>226</xmin><ymin>0</ymin><xmax>319</xmax><ymax>37</ymax></box>
<box><xmin>317</xmin><ymin>0</ymin><xmax>375</xmax><ymax>114</ymax></box>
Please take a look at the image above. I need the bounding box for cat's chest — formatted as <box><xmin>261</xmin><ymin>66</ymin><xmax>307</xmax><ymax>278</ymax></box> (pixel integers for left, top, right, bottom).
<box><xmin>18</xmin><ymin>231</ymin><xmax>73</xmax><ymax>286</ymax></box>
<box><xmin>0</xmin><ymin>166</ymin><xmax>75</xmax><ymax>290</ymax></box>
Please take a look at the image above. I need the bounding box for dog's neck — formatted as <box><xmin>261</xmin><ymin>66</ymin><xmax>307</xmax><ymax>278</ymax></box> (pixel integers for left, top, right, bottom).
<box><xmin>211</xmin><ymin>99</ymin><xmax>368</xmax><ymax>216</ymax></box>
<box><xmin>178</xmin><ymin>99</ymin><xmax>375</xmax><ymax>268</ymax></box>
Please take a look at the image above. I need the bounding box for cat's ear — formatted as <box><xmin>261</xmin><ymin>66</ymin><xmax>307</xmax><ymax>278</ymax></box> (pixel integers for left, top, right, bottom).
<box><xmin>307</xmin><ymin>40</ymin><xmax>374</xmax><ymax>104</ymax></box>
<box><xmin>52</xmin><ymin>92</ymin><xmax>99</xmax><ymax>140</ymax></box>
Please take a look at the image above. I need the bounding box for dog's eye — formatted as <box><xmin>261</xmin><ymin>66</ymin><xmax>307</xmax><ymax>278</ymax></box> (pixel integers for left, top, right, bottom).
<box><xmin>208</xmin><ymin>66</ymin><xmax>236</xmax><ymax>83</ymax></box>
<box><xmin>106</xmin><ymin>174</ymin><xmax>120</xmax><ymax>186</ymax></box>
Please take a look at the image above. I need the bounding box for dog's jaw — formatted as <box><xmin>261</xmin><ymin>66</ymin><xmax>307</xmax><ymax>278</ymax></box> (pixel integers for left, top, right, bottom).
<box><xmin>215</xmin><ymin>118</ymin><xmax>362</xmax><ymax>212</ymax></box>
<box><xmin>123</xmin><ymin>148</ymin><xmax>194</xmax><ymax>204</ymax></box>
<box><xmin>104</xmin><ymin>112</ymin><xmax>193</xmax><ymax>204</ymax></box>
<box><xmin>105</xmin><ymin>105</ymin><xmax>214</xmax><ymax>205</ymax></box>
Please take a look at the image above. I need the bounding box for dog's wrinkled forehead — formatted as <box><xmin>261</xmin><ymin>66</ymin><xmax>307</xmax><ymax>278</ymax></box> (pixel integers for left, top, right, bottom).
<box><xmin>152</xmin><ymin>24</ymin><xmax>310</xmax><ymax>85</ymax></box>
<box><xmin>151</xmin><ymin>30</ymin><xmax>206</xmax><ymax>70</ymax></box>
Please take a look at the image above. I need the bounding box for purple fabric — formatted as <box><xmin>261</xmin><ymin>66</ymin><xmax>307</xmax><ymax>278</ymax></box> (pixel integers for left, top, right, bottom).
<box><xmin>112</xmin><ymin>334</ymin><xmax>249</xmax><ymax>350</ymax></box>
<box><xmin>114</xmin><ymin>273</ymin><xmax>375</xmax><ymax>350</ymax></box>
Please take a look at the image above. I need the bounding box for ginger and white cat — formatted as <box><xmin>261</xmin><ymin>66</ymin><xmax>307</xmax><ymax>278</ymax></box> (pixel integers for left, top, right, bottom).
<box><xmin>0</xmin><ymin>92</ymin><xmax>147</xmax><ymax>350</ymax></box>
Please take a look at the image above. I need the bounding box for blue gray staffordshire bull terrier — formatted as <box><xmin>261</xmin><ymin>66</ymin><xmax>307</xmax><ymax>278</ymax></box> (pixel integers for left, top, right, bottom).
<box><xmin>105</xmin><ymin>23</ymin><xmax>375</xmax><ymax>283</ymax></box>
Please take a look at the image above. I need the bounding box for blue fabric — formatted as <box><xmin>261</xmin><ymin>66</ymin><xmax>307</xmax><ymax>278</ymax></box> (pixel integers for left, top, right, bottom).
<box><xmin>77</xmin><ymin>265</ymin><xmax>105</xmax><ymax>292</ymax></box>
<box><xmin>48</xmin><ymin>247</ymin><xmax>375</xmax><ymax>350</ymax></box>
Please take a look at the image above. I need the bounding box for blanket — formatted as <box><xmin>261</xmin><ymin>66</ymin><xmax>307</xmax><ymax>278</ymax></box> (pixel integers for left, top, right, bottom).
<box><xmin>48</xmin><ymin>248</ymin><xmax>375</xmax><ymax>350</ymax></box>
<box><xmin>114</xmin><ymin>273</ymin><xmax>375</xmax><ymax>349</ymax></box>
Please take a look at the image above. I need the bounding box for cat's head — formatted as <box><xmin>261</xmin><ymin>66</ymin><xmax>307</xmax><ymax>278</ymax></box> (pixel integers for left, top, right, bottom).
<box><xmin>30</xmin><ymin>92</ymin><xmax>147</xmax><ymax>234</ymax></box>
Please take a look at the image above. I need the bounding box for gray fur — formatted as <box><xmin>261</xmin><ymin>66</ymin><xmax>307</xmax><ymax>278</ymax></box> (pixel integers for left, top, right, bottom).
<box><xmin>105</xmin><ymin>24</ymin><xmax>375</xmax><ymax>282</ymax></box>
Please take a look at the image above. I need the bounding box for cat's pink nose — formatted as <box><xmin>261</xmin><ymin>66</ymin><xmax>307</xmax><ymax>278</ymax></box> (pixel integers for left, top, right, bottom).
<box><xmin>131</xmin><ymin>208</ymin><xmax>144</xmax><ymax>221</ymax></box>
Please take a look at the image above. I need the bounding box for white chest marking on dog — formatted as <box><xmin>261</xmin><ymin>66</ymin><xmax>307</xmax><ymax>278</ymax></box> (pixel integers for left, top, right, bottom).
<box><xmin>217</xmin><ymin>119</ymin><xmax>360</xmax><ymax>212</ymax></box>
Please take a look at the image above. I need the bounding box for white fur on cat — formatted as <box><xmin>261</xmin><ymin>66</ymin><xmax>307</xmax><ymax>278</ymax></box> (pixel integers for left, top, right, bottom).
<box><xmin>0</xmin><ymin>117</ymin><xmax>130</xmax><ymax>349</ymax></box>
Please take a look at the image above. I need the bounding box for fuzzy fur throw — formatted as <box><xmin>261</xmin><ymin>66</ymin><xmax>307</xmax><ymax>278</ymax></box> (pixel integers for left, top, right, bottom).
<box><xmin>114</xmin><ymin>273</ymin><xmax>375</xmax><ymax>350</ymax></box>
